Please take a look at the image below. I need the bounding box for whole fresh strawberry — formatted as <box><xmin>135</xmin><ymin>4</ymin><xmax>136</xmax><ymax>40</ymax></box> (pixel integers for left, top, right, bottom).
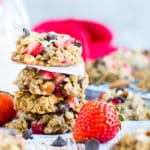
<box><xmin>73</xmin><ymin>100</ymin><xmax>120</xmax><ymax>143</ymax></box>
<box><xmin>0</xmin><ymin>91</ymin><xmax>16</xmax><ymax>125</ymax></box>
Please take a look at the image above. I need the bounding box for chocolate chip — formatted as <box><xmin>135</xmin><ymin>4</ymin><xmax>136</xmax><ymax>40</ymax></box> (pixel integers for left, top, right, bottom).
<box><xmin>45</xmin><ymin>33</ymin><xmax>58</xmax><ymax>41</ymax></box>
<box><xmin>115</xmin><ymin>88</ymin><xmax>124</xmax><ymax>93</ymax></box>
<box><xmin>94</xmin><ymin>58</ymin><xmax>105</xmax><ymax>67</ymax></box>
<box><xmin>78</xmin><ymin>79</ymin><xmax>83</xmax><ymax>88</ymax></box>
<box><xmin>51</xmin><ymin>136</ymin><xmax>67</xmax><ymax>147</ymax></box>
<box><xmin>22</xmin><ymin>129</ymin><xmax>33</xmax><ymax>140</ymax></box>
<box><xmin>58</xmin><ymin>103</ymin><xmax>69</xmax><ymax>113</ymax></box>
<box><xmin>42</xmin><ymin>56</ymin><xmax>50</xmax><ymax>62</ymax></box>
<box><xmin>85</xmin><ymin>139</ymin><xmax>99</xmax><ymax>150</ymax></box>
<box><xmin>22</xmin><ymin>28</ymin><xmax>30</xmax><ymax>37</ymax></box>
<box><xmin>74</xmin><ymin>40</ymin><xmax>81</xmax><ymax>47</ymax></box>
<box><xmin>116</xmin><ymin>96</ymin><xmax>126</xmax><ymax>103</ymax></box>
<box><xmin>24</xmin><ymin>115</ymin><xmax>35</xmax><ymax>122</ymax></box>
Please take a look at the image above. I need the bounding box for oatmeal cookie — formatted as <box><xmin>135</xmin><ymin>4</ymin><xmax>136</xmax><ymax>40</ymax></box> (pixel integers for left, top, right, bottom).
<box><xmin>5</xmin><ymin>118</ymin><xmax>28</xmax><ymax>133</ymax></box>
<box><xmin>86</xmin><ymin>60</ymin><xmax>119</xmax><ymax>84</ymax></box>
<box><xmin>137</xmin><ymin>72</ymin><xmax>150</xmax><ymax>91</ymax></box>
<box><xmin>98</xmin><ymin>88</ymin><xmax>150</xmax><ymax>120</ymax></box>
<box><xmin>86</xmin><ymin>48</ymin><xmax>150</xmax><ymax>84</ymax></box>
<box><xmin>86</xmin><ymin>58</ymin><xmax>132</xmax><ymax>84</ymax></box>
<box><xmin>6</xmin><ymin>111</ymin><xmax>77</xmax><ymax>134</ymax></box>
<box><xmin>11</xmin><ymin>30</ymin><xmax>83</xmax><ymax>66</ymax></box>
<box><xmin>110</xmin><ymin>131</ymin><xmax>150</xmax><ymax>150</ymax></box>
<box><xmin>14</xmin><ymin>66</ymin><xmax>88</xmax><ymax>97</ymax></box>
<box><xmin>15</xmin><ymin>91</ymin><xmax>85</xmax><ymax>114</ymax></box>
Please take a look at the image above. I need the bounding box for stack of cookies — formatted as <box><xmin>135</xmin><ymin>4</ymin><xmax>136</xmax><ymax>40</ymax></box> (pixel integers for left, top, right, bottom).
<box><xmin>6</xmin><ymin>29</ymin><xmax>88</xmax><ymax>134</ymax></box>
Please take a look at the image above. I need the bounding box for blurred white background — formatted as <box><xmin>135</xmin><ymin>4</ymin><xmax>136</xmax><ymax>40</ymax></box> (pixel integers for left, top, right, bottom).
<box><xmin>25</xmin><ymin>0</ymin><xmax>150</xmax><ymax>49</ymax></box>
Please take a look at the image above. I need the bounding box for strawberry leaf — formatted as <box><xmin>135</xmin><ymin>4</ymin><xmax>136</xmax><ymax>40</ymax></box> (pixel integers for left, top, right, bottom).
<box><xmin>118</xmin><ymin>114</ymin><xmax>124</xmax><ymax>122</ymax></box>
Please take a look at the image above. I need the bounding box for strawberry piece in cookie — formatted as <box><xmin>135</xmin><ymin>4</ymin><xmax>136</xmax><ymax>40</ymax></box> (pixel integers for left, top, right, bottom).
<box><xmin>24</xmin><ymin>42</ymin><xmax>44</xmax><ymax>56</ymax></box>
<box><xmin>66</xmin><ymin>96</ymin><xmax>79</xmax><ymax>109</ymax></box>
<box><xmin>39</xmin><ymin>70</ymin><xmax>54</xmax><ymax>80</ymax></box>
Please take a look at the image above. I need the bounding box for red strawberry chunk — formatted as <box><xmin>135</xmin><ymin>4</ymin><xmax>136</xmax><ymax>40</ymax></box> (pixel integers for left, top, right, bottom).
<box><xmin>31</xmin><ymin>121</ymin><xmax>44</xmax><ymax>134</ymax></box>
<box><xmin>54</xmin><ymin>85</ymin><xmax>63</xmax><ymax>97</ymax></box>
<box><xmin>40</xmin><ymin>70</ymin><xmax>54</xmax><ymax>80</ymax></box>
<box><xmin>53</xmin><ymin>41</ymin><xmax>61</xmax><ymax>47</ymax></box>
<box><xmin>55</xmin><ymin>74</ymin><xmax>65</xmax><ymax>84</ymax></box>
<box><xmin>54</xmin><ymin>90</ymin><xmax>62</xmax><ymax>97</ymax></box>
<box><xmin>25</xmin><ymin>42</ymin><xmax>44</xmax><ymax>56</ymax></box>
<box><xmin>61</xmin><ymin>60</ymin><xmax>68</xmax><ymax>64</ymax></box>
<box><xmin>110</xmin><ymin>98</ymin><xmax>121</xmax><ymax>105</ymax></box>
<box><xmin>110</xmin><ymin>96</ymin><xmax>126</xmax><ymax>105</ymax></box>
<box><xmin>63</xmin><ymin>39</ymin><xmax>74</xmax><ymax>49</ymax></box>
<box><xmin>66</xmin><ymin>96</ymin><xmax>79</xmax><ymax>109</ymax></box>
